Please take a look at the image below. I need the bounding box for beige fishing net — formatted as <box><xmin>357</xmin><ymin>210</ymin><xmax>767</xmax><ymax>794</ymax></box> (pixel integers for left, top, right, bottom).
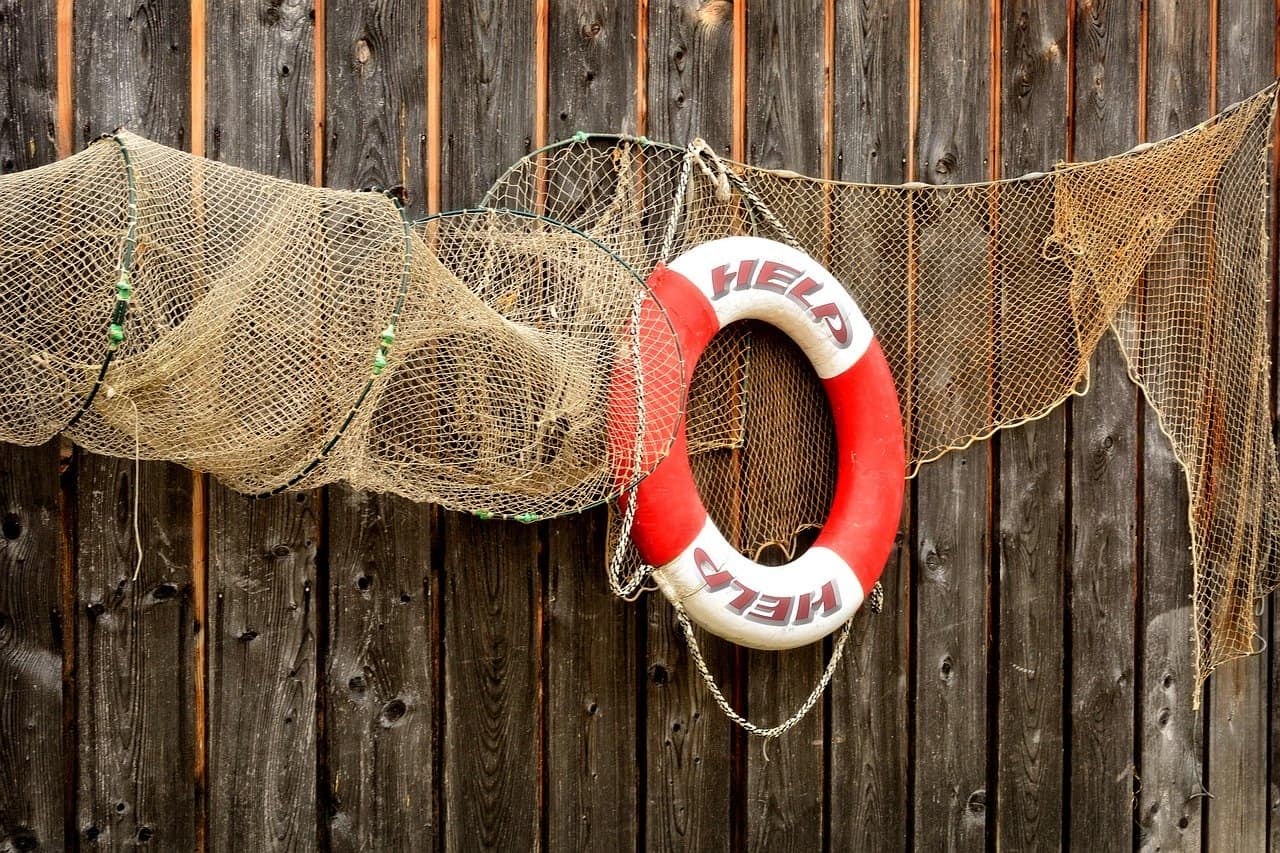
<box><xmin>0</xmin><ymin>130</ymin><xmax>685</xmax><ymax>519</ymax></box>
<box><xmin>1</xmin><ymin>85</ymin><xmax>1276</xmax><ymax>691</ymax></box>
<box><xmin>486</xmin><ymin>87</ymin><xmax>1280</xmax><ymax>688</ymax></box>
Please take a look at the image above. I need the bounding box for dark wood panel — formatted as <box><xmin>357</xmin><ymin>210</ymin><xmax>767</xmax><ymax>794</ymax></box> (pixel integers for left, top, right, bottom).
<box><xmin>827</xmin><ymin>1</ymin><xmax>911</xmax><ymax>848</ymax></box>
<box><xmin>912</xmin><ymin>2</ymin><xmax>993</xmax><ymax>849</ymax></box>
<box><xmin>0</xmin><ymin>441</ymin><xmax>64</xmax><ymax>852</ymax></box>
<box><xmin>439</xmin><ymin>1</ymin><xmax>541</xmax><ymax>849</ymax></box>
<box><xmin>322</xmin><ymin>3</ymin><xmax>435</xmax><ymax>850</ymax></box>
<box><xmin>71</xmin><ymin>1</ymin><xmax>197</xmax><ymax>847</ymax></box>
<box><xmin>324</xmin><ymin>489</ymin><xmax>435</xmax><ymax>851</ymax></box>
<box><xmin>1067</xmin><ymin>2</ymin><xmax>1141</xmax><ymax>848</ymax></box>
<box><xmin>1138</xmin><ymin>4</ymin><xmax>1210</xmax><ymax>850</ymax></box>
<box><xmin>543</xmin><ymin>1</ymin><xmax>640</xmax><ymax>847</ymax></box>
<box><xmin>642</xmin><ymin>3</ymin><xmax>736</xmax><ymax>851</ymax></box>
<box><xmin>994</xmin><ymin>2</ymin><xmax>1068</xmax><ymax>849</ymax></box>
<box><xmin>204</xmin><ymin>2</ymin><xmax>320</xmax><ymax>849</ymax></box>
<box><xmin>743</xmin><ymin>1</ymin><xmax>826</xmax><ymax>848</ymax></box>
<box><xmin>1205</xmin><ymin>3</ymin><xmax>1273</xmax><ymax>850</ymax></box>
<box><xmin>324</xmin><ymin>0</ymin><xmax>428</xmax><ymax>214</ymax></box>
<box><xmin>0</xmin><ymin>2</ymin><xmax>64</xmax><ymax>850</ymax></box>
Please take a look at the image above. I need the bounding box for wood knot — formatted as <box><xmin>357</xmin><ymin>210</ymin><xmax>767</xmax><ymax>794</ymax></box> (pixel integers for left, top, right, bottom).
<box><xmin>1</xmin><ymin>512</ymin><xmax>21</xmax><ymax>540</ymax></box>
<box><xmin>354</xmin><ymin>38</ymin><xmax>372</xmax><ymax>65</ymax></box>
<box><xmin>379</xmin><ymin>698</ymin><xmax>407</xmax><ymax>727</ymax></box>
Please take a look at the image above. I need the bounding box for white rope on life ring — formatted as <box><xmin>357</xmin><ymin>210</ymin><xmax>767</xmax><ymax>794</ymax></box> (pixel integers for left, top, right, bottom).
<box><xmin>625</xmin><ymin>236</ymin><xmax>905</xmax><ymax>650</ymax></box>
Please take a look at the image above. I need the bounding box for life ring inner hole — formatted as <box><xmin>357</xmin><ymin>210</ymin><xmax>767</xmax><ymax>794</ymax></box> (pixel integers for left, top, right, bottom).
<box><xmin>687</xmin><ymin>318</ymin><xmax>838</xmax><ymax>567</ymax></box>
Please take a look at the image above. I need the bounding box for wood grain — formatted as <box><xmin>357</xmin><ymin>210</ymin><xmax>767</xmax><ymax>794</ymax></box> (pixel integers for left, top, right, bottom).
<box><xmin>1067</xmin><ymin>2</ymin><xmax>1142</xmax><ymax>846</ymax></box>
<box><xmin>204</xmin><ymin>2</ymin><xmax>320</xmax><ymax>849</ymax></box>
<box><xmin>0</xmin><ymin>2</ymin><xmax>63</xmax><ymax>850</ymax></box>
<box><xmin>1138</xmin><ymin>3</ymin><xmax>1210</xmax><ymax>850</ymax></box>
<box><xmin>827</xmin><ymin>1</ymin><xmax>912</xmax><ymax>848</ymax></box>
<box><xmin>543</xmin><ymin>1</ymin><xmax>640</xmax><ymax>847</ymax></box>
<box><xmin>439</xmin><ymin>1</ymin><xmax>541</xmax><ymax>849</ymax></box>
<box><xmin>321</xmin><ymin>4</ymin><xmax>435</xmax><ymax>850</ymax></box>
<box><xmin>741</xmin><ymin>1</ymin><xmax>827</xmax><ymax>849</ymax></box>
<box><xmin>643</xmin><ymin>6</ymin><xmax>737</xmax><ymax>850</ymax></box>
<box><xmin>70</xmin><ymin>2</ymin><xmax>197</xmax><ymax>848</ymax></box>
<box><xmin>1204</xmin><ymin>2</ymin><xmax>1272</xmax><ymax>850</ymax></box>
<box><xmin>912</xmin><ymin>2</ymin><xmax>993</xmax><ymax>849</ymax></box>
<box><xmin>994</xmin><ymin>2</ymin><xmax>1068</xmax><ymax>849</ymax></box>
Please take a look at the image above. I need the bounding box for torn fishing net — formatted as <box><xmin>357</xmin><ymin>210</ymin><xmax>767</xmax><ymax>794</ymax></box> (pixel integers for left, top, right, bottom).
<box><xmin>484</xmin><ymin>86</ymin><xmax>1280</xmax><ymax>691</ymax></box>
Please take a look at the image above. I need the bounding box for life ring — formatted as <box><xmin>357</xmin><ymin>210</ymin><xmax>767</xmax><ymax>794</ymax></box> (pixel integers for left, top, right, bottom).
<box><xmin>626</xmin><ymin>236</ymin><xmax>904</xmax><ymax>650</ymax></box>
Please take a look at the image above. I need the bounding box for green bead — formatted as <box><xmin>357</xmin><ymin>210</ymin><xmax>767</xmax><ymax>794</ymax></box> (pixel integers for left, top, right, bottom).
<box><xmin>372</xmin><ymin>351</ymin><xmax>388</xmax><ymax>374</ymax></box>
<box><xmin>380</xmin><ymin>326</ymin><xmax>395</xmax><ymax>346</ymax></box>
<box><xmin>476</xmin><ymin>510</ymin><xmax>493</xmax><ymax>520</ymax></box>
<box><xmin>638</xmin><ymin>135</ymin><xmax>652</xmax><ymax>146</ymax></box>
<box><xmin>108</xmin><ymin>324</ymin><xmax>125</xmax><ymax>344</ymax></box>
<box><xmin>572</xmin><ymin>130</ymin><xmax>589</xmax><ymax>143</ymax></box>
<box><xmin>514</xmin><ymin>512</ymin><xmax>539</xmax><ymax>523</ymax></box>
<box><xmin>116</xmin><ymin>271</ymin><xmax>133</xmax><ymax>301</ymax></box>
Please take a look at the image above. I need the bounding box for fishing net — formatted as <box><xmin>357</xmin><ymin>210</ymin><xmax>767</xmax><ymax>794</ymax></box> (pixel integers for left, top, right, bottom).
<box><xmin>486</xmin><ymin>87</ymin><xmax>1280</xmax><ymax>690</ymax></box>
<box><xmin>1</xmin><ymin>86</ymin><xmax>1277</xmax><ymax>694</ymax></box>
<box><xmin>0</xmin><ymin>131</ymin><xmax>685</xmax><ymax>520</ymax></box>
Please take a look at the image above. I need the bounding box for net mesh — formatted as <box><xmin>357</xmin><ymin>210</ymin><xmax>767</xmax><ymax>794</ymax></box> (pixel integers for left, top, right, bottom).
<box><xmin>2</xmin><ymin>86</ymin><xmax>1277</xmax><ymax>690</ymax></box>
<box><xmin>0</xmin><ymin>131</ymin><xmax>685</xmax><ymax>520</ymax></box>
<box><xmin>485</xmin><ymin>86</ymin><xmax>1280</xmax><ymax>689</ymax></box>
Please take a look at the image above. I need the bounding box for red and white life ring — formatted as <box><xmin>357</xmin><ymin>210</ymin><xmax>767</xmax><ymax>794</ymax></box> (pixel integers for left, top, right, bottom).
<box><xmin>626</xmin><ymin>236</ymin><xmax>904</xmax><ymax>650</ymax></box>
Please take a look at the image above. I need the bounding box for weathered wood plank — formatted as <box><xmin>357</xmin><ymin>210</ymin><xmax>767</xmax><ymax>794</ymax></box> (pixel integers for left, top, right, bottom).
<box><xmin>1204</xmin><ymin>3</ymin><xmax>1273</xmax><ymax>850</ymax></box>
<box><xmin>71</xmin><ymin>2</ymin><xmax>196</xmax><ymax>848</ymax></box>
<box><xmin>324</xmin><ymin>0</ymin><xmax>428</xmax><ymax>215</ymax></box>
<box><xmin>0</xmin><ymin>3</ymin><xmax>64</xmax><ymax>850</ymax></box>
<box><xmin>0</xmin><ymin>442</ymin><xmax>64</xmax><ymax>853</ymax></box>
<box><xmin>994</xmin><ymin>3</ymin><xmax>1068</xmax><ymax>849</ymax></box>
<box><xmin>643</xmin><ymin>5</ymin><xmax>736</xmax><ymax>850</ymax></box>
<box><xmin>912</xmin><ymin>2</ymin><xmax>993</xmax><ymax>849</ymax></box>
<box><xmin>742</xmin><ymin>1</ymin><xmax>826</xmax><ymax>848</ymax></box>
<box><xmin>322</xmin><ymin>4</ymin><xmax>435</xmax><ymax>850</ymax></box>
<box><xmin>827</xmin><ymin>1</ymin><xmax>911</xmax><ymax>848</ymax></box>
<box><xmin>1067</xmin><ymin>2</ymin><xmax>1142</xmax><ymax>847</ymax></box>
<box><xmin>439</xmin><ymin>1</ymin><xmax>541</xmax><ymax>849</ymax></box>
<box><xmin>543</xmin><ymin>2</ymin><xmax>639</xmax><ymax>848</ymax></box>
<box><xmin>325</xmin><ymin>490</ymin><xmax>435</xmax><ymax>850</ymax></box>
<box><xmin>1138</xmin><ymin>4</ymin><xmax>1210</xmax><ymax>850</ymax></box>
<box><xmin>204</xmin><ymin>2</ymin><xmax>319</xmax><ymax>849</ymax></box>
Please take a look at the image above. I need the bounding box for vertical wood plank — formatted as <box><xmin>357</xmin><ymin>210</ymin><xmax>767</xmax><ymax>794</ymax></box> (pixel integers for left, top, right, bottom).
<box><xmin>912</xmin><ymin>2</ymin><xmax>992</xmax><ymax>849</ymax></box>
<box><xmin>322</xmin><ymin>4</ymin><xmax>435</xmax><ymax>850</ymax></box>
<box><xmin>71</xmin><ymin>2</ymin><xmax>197</xmax><ymax>848</ymax></box>
<box><xmin>827</xmin><ymin>0</ymin><xmax>912</xmax><ymax>848</ymax></box>
<box><xmin>742</xmin><ymin>1</ymin><xmax>826</xmax><ymax>848</ymax></box>
<box><xmin>1068</xmin><ymin>1</ymin><xmax>1141</xmax><ymax>847</ymax></box>
<box><xmin>204</xmin><ymin>2</ymin><xmax>319</xmax><ymax>849</ymax></box>
<box><xmin>439</xmin><ymin>1</ymin><xmax>541</xmax><ymax>849</ymax></box>
<box><xmin>1138</xmin><ymin>3</ymin><xmax>1209</xmax><ymax>850</ymax></box>
<box><xmin>1204</xmin><ymin>2</ymin><xmax>1273</xmax><ymax>850</ymax></box>
<box><xmin>543</xmin><ymin>1</ymin><xmax>639</xmax><ymax>848</ymax></box>
<box><xmin>994</xmin><ymin>2</ymin><xmax>1068</xmax><ymax>849</ymax></box>
<box><xmin>0</xmin><ymin>2</ymin><xmax>64</xmax><ymax>850</ymax></box>
<box><xmin>643</xmin><ymin>3</ymin><xmax>735</xmax><ymax>850</ymax></box>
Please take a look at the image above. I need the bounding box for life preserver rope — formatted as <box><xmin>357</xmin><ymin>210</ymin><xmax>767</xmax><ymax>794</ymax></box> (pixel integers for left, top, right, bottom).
<box><xmin>626</xmin><ymin>236</ymin><xmax>905</xmax><ymax>650</ymax></box>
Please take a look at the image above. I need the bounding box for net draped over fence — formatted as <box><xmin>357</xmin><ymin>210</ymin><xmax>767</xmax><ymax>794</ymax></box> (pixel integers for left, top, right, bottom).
<box><xmin>486</xmin><ymin>86</ymin><xmax>1280</xmax><ymax>690</ymax></box>
<box><xmin>0</xmin><ymin>86</ymin><xmax>1277</xmax><ymax>689</ymax></box>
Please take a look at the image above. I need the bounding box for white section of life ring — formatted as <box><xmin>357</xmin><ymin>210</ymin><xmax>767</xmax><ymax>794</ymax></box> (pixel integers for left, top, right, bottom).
<box><xmin>651</xmin><ymin>517</ymin><xmax>865</xmax><ymax>650</ymax></box>
<box><xmin>665</xmin><ymin>236</ymin><xmax>874</xmax><ymax>378</ymax></box>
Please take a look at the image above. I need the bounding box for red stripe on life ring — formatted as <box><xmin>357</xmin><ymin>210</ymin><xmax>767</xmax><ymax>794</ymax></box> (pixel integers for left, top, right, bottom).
<box><xmin>619</xmin><ymin>264</ymin><xmax>719</xmax><ymax>566</ymax></box>
<box><xmin>814</xmin><ymin>339</ymin><xmax>905</xmax><ymax>594</ymax></box>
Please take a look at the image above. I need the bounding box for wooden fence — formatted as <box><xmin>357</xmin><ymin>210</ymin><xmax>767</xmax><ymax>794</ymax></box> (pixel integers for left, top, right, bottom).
<box><xmin>0</xmin><ymin>1</ymin><xmax>1276</xmax><ymax>850</ymax></box>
